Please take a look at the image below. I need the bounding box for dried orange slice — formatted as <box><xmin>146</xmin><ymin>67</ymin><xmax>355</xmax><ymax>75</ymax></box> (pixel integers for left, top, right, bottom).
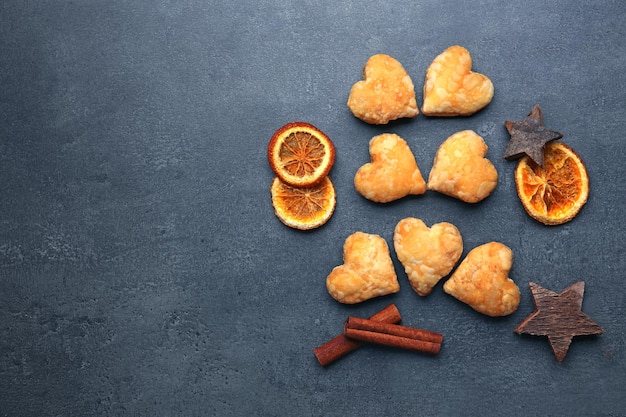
<box><xmin>268</xmin><ymin>122</ymin><xmax>335</xmax><ymax>187</ymax></box>
<box><xmin>515</xmin><ymin>142</ymin><xmax>589</xmax><ymax>225</ymax></box>
<box><xmin>270</xmin><ymin>176</ymin><xmax>336</xmax><ymax>230</ymax></box>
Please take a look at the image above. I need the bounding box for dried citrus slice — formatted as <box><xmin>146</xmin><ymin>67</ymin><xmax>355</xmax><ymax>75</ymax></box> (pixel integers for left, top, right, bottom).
<box><xmin>268</xmin><ymin>122</ymin><xmax>335</xmax><ymax>187</ymax></box>
<box><xmin>270</xmin><ymin>176</ymin><xmax>336</xmax><ymax>230</ymax></box>
<box><xmin>515</xmin><ymin>142</ymin><xmax>589</xmax><ymax>225</ymax></box>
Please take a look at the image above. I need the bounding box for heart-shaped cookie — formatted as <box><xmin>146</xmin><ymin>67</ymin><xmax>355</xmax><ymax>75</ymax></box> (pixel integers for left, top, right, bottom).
<box><xmin>355</xmin><ymin>133</ymin><xmax>426</xmax><ymax>203</ymax></box>
<box><xmin>427</xmin><ymin>130</ymin><xmax>498</xmax><ymax>203</ymax></box>
<box><xmin>393</xmin><ymin>218</ymin><xmax>463</xmax><ymax>296</ymax></box>
<box><xmin>422</xmin><ymin>45</ymin><xmax>494</xmax><ymax>116</ymax></box>
<box><xmin>326</xmin><ymin>232</ymin><xmax>400</xmax><ymax>304</ymax></box>
<box><xmin>443</xmin><ymin>242</ymin><xmax>520</xmax><ymax>317</ymax></box>
<box><xmin>347</xmin><ymin>54</ymin><xmax>419</xmax><ymax>125</ymax></box>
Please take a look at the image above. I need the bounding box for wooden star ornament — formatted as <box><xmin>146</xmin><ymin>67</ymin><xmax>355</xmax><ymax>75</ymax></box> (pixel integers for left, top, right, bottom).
<box><xmin>503</xmin><ymin>104</ymin><xmax>563</xmax><ymax>167</ymax></box>
<box><xmin>514</xmin><ymin>282</ymin><xmax>604</xmax><ymax>363</ymax></box>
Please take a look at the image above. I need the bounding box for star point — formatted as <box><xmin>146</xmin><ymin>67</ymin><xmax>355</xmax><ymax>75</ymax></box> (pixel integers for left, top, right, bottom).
<box><xmin>514</xmin><ymin>281</ymin><xmax>604</xmax><ymax>363</ymax></box>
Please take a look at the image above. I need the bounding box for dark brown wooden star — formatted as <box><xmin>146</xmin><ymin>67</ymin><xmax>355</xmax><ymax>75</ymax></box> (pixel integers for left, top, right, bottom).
<box><xmin>514</xmin><ymin>281</ymin><xmax>604</xmax><ymax>363</ymax></box>
<box><xmin>504</xmin><ymin>104</ymin><xmax>563</xmax><ymax>167</ymax></box>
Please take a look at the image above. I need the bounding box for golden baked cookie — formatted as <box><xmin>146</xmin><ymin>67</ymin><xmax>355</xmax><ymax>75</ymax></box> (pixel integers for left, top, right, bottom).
<box><xmin>347</xmin><ymin>54</ymin><xmax>419</xmax><ymax>124</ymax></box>
<box><xmin>422</xmin><ymin>45</ymin><xmax>494</xmax><ymax>116</ymax></box>
<box><xmin>427</xmin><ymin>130</ymin><xmax>498</xmax><ymax>203</ymax></box>
<box><xmin>354</xmin><ymin>133</ymin><xmax>426</xmax><ymax>203</ymax></box>
<box><xmin>393</xmin><ymin>218</ymin><xmax>463</xmax><ymax>296</ymax></box>
<box><xmin>326</xmin><ymin>232</ymin><xmax>400</xmax><ymax>304</ymax></box>
<box><xmin>443</xmin><ymin>242</ymin><xmax>520</xmax><ymax>317</ymax></box>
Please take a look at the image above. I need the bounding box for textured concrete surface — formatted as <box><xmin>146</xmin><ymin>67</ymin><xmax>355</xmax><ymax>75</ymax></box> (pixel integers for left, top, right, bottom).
<box><xmin>1</xmin><ymin>1</ymin><xmax>625</xmax><ymax>416</ymax></box>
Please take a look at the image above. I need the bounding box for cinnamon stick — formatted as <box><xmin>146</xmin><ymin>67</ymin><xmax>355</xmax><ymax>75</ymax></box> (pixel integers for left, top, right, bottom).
<box><xmin>345</xmin><ymin>316</ymin><xmax>443</xmax><ymax>344</ymax></box>
<box><xmin>313</xmin><ymin>304</ymin><xmax>402</xmax><ymax>366</ymax></box>
<box><xmin>344</xmin><ymin>317</ymin><xmax>442</xmax><ymax>355</ymax></box>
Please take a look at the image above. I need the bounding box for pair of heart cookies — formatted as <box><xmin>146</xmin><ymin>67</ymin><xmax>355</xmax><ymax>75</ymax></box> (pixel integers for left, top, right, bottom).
<box><xmin>355</xmin><ymin>130</ymin><xmax>498</xmax><ymax>204</ymax></box>
<box><xmin>326</xmin><ymin>220</ymin><xmax>520</xmax><ymax>317</ymax></box>
<box><xmin>347</xmin><ymin>46</ymin><xmax>494</xmax><ymax>125</ymax></box>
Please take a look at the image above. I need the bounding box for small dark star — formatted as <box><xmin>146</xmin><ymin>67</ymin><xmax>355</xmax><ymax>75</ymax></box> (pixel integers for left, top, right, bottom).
<box><xmin>514</xmin><ymin>282</ymin><xmax>604</xmax><ymax>363</ymax></box>
<box><xmin>504</xmin><ymin>104</ymin><xmax>563</xmax><ymax>167</ymax></box>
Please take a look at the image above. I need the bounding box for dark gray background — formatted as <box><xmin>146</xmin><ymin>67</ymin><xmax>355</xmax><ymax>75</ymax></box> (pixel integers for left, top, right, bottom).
<box><xmin>1</xmin><ymin>1</ymin><xmax>625</xmax><ymax>416</ymax></box>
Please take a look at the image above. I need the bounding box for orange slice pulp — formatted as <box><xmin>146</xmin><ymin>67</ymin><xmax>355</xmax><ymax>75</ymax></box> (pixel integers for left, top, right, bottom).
<box><xmin>270</xmin><ymin>176</ymin><xmax>336</xmax><ymax>230</ymax></box>
<box><xmin>268</xmin><ymin>122</ymin><xmax>335</xmax><ymax>187</ymax></box>
<box><xmin>515</xmin><ymin>142</ymin><xmax>589</xmax><ymax>225</ymax></box>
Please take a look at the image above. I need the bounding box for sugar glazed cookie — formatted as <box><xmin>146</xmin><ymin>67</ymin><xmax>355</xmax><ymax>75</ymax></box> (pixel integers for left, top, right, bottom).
<box><xmin>427</xmin><ymin>130</ymin><xmax>498</xmax><ymax>203</ymax></box>
<box><xmin>393</xmin><ymin>218</ymin><xmax>463</xmax><ymax>296</ymax></box>
<box><xmin>422</xmin><ymin>45</ymin><xmax>494</xmax><ymax>117</ymax></box>
<box><xmin>347</xmin><ymin>54</ymin><xmax>419</xmax><ymax>124</ymax></box>
<box><xmin>443</xmin><ymin>242</ymin><xmax>520</xmax><ymax>317</ymax></box>
<box><xmin>354</xmin><ymin>133</ymin><xmax>426</xmax><ymax>203</ymax></box>
<box><xmin>326</xmin><ymin>232</ymin><xmax>400</xmax><ymax>304</ymax></box>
